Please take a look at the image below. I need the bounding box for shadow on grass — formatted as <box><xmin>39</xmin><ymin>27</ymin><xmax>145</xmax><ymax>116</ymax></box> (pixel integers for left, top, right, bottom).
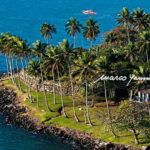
<box><xmin>139</xmin><ymin>138</ymin><xmax>150</xmax><ymax>145</ymax></box>
<box><xmin>118</xmin><ymin>134</ymin><xmax>132</xmax><ymax>138</ymax></box>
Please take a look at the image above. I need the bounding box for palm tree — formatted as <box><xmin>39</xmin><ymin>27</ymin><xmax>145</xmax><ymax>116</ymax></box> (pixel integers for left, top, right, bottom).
<box><xmin>139</xmin><ymin>31</ymin><xmax>150</xmax><ymax>62</ymax></box>
<box><xmin>65</xmin><ymin>17</ymin><xmax>82</xmax><ymax>48</ymax></box>
<box><xmin>95</xmin><ymin>56</ymin><xmax>118</xmax><ymax>137</ymax></box>
<box><xmin>132</xmin><ymin>8</ymin><xmax>147</xmax><ymax>32</ymax></box>
<box><xmin>73</xmin><ymin>52</ymin><xmax>96</xmax><ymax>126</ymax></box>
<box><xmin>83</xmin><ymin>17</ymin><xmax>100</xmax><ymax>48</ymax></box>
<box><xmin>11</xmin><ymin>36</ymin><xmax>23</xmax><ymax>91</ymax></box>
<box><xmin>103</xmin><ymin>81</ymin><xmax>118</xmax><ymax>138</ymax></box>
<box><xmin>105</xmin><ymin>32</ymin><xmax>117</xmax><ymax>44</ymax></box>
<box><xmin>59</xmin><ymin>39</ymin><xmax>79</xmax><ymax>122</ymax></box>
<box><xmin>28</xmin><ymin>60</ymin><xmax>41</xmax><ymax>107</ymax></box>
<box><xmin>49</xmin><ymin>47</ymin><xmax>68</xmax><ymax>118</ymax></box>
<box><xmin>117</xmin><ymin>8</ymin><xmax>132</xmax><ymax>43</ymax></box>
<box><xmin>23</xmin><ymin>44</ymin><xmax>34</xmax><ymax>102</ymax></box>
<box><xmin>15</xmin><ymin>58</ymin><xmax>22</xmax><ymax>91</ymax></box>
<box><xmin>44</xmin><ymin>45</ymin><xmax>57</xmax><ymax>105</ymax></box>
<box><xmin>0</xmin><ymin>35</ymin><xmax>11</xmax><ymax>80</ymax></box>
<box><xmin>40</xmin><ymin>23</ymin><xmax>56</xmax><ymax>44</ymax></box>
<box><xmin>6</xmin><ymin>35</ymin><xmax>18</xmax><ymax>82</ymax></box>
<box><xmin>1</xmin><ymin>33</ymin><xmax>16</xmax><ymax>83</ymax></box>
<box><xmin>124</xmin><ymin>42</ymin><xmax>138</xmax><ymax>63</ymax></box>
<box><xmin>16</xmin><ymin>39</ymin><xmax>31</xmax><ymax>100</ymax></box>
<box><xmin>32</xmin><ymin>40</ymin><xmax>53</xmax><ymax>112</ymax></box>
<box><xmin>13</xmin><ymin>36</ymin><xmax>33</xmax><ymax>94</ymax></box>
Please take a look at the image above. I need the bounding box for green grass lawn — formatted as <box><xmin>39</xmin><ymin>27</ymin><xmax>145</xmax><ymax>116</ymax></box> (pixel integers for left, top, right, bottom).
<box><xmin>1</xmin><ymin>78</ymin><xmax>150</xmax><ymax>148</ymax></box>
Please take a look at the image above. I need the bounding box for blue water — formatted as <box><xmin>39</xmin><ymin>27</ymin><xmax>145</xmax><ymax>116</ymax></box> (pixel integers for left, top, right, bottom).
<box><xmin>0</xmin><ymin>115</ymin><xmax>75</xmax><ymax>150</ymax></box>
<box><xmin>0</xmin><ymin>0</ymin><xmax>150</xmax><ymax>149</ymax></box>
<box><xmin>0</xmin><ymin>0</ymin><xmax>150</xmax><ymax>73</ymax></box>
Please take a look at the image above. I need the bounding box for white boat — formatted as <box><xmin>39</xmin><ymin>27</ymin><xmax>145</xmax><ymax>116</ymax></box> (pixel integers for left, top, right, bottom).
<box><xmin>82</xmin><ymin>10</ymin><xmax>97</xmax><ymax>15</ymax></box>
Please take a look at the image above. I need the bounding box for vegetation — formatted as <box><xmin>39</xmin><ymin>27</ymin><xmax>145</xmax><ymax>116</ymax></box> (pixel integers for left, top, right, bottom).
<box><xmin>113</xmin><ymin>101</ymin><xmax>150</xmax><ymax>144</ymax></box>
<box><xmin>65</xmin><ymin>17</ymin><xmax>82</xmax><ymax>48</ymax></box>
<box><xmin>40</xmin><ymin>23</ymin><xmax>56</xmax><ymax>44</ymax></box>
<box><xmin>83</xmin><ymin>17</ymin><xmax>100</xmax><ymax>48</ymax></box>
<box><xmin>0</xmin><ymin>7</ymin><xmax>150</xmax><ymax>146</ymax></box>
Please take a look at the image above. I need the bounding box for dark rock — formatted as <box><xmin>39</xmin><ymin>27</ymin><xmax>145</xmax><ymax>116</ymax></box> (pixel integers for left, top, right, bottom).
<box><xmin>0</xmin><ymin>73</ymin><xmax>9</xmax><ymax>79</ymax></box>
<box><xmin>141</xmin><ymin>146</ymin><xmax>150</xmax><ymax>150</ymax></box>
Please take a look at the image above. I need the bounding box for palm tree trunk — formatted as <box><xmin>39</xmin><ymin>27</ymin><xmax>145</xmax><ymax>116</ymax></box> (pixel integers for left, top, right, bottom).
<box><xmin>16</xmin><ymin>59</ymin><xmax>22</xmax><ymax>91</ymax></box>
<box><xmin>52</xmin><ymin>71</ymin><xmax>56</xmax><ymax>104</ymax></box>
<box><xmin>104</xmin><ymin>81</ymin><xmax>118</xmax><ymax>138</ymax></box>
<box><xmin>126</xmin><ymin>24</ymin><xmax>130</xmax><ymax>43</ymax></box>
<box><xmin>146</xmin><ymin>90</ymin><xmax>150</xmax><ymax>116</ymax></box>
<box><xmin>35</xmin><ymin>77</ymin><xmax>39</xmax><ymax>107</ymax></box>
<box><xmin>38</xmin><ymin>57</ymin><xmax>52</xmax><ymax>112</ymax></box>
<box><xmin>28</xmin><ymin>77</ymin><xmax>33</xmax><ymax>103</ymax></box>
<box><xmin>74</xmin><ymin>35</ymin><xmax>76</xmax><ymax>48</ymax></box>
<box><xmin>57</xmin><ymin>66</ymin><xmax>68</xmax><ymax>118</ymax></box>
<box><xmin>8</xmin><ymin>56</ymin><xmax>15</xmax><ymax>83</ymax></box>
<box><xmin>21</xmin><ymin>58</ymin><xmax>29</xmax><ymax>97</ymax></box>
<box><xmin>90</xmin><ymin>39</ymin><xmax>92</xmax><ymax>49</ymax></box>
<box><xmin>47</xmin><ymin>38</ymin><xmax>49</xmax><ymax>45</ymax></box>
<box><xmin>91</xmin><ymin>85</ymin><xmax>94</xmax><ymax>107</ymax></box>
<box><xmin>85</xmin><ymin>81</ymin><xmax>93</xmax><ymax>126</ymax></box>
<box><xmin>5</xmin><ymin>55</ymin><xmax>10</xmax><ymax>80</ymax></box>
<box><xmin>132</xmin><ymin>128</ymin><xmax>139</xmax><ymax>144</ymax></box>
<box><xmin>68</xmin><ymin>63</ymin><xmax>79</xmax><ymax>122</ymax></box>
<box><xmin>147</xmin><ymin>101</ymin><xmax>150</xmax><ymax>116</ymax></box>
<box><xmin>25</xmin><ymin>60</ymin><xmax>33</xmax><ymax>103</ymax></box>
<box><xmin>146</xmin><ymin>49</ymin><xmax>149</xmax><ymax>63</ymax></box>
<box><xmin>11</xmin><ymin>56</ymin><xmax>14</xmax><ymax>74</ymax></box>
<box><xmin>84</xmin><ymin>104</ymin><xmax>87</xmax><ymax>124</ymax></box>
<box><xmin>11</xmin><ymin>56</ymin><xmax>18</xmax><ymax>86</ymax></box>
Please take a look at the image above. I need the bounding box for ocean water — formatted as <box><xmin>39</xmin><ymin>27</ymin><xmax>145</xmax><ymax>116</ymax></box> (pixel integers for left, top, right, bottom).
<box><xmin>0</xmin><ymin>115</ymin><xmax>75</xmax><ymax>150</ymax></box>
<box><xmin>0</xmin><ymin>0</ymin><xmax>150</xmax><ymax>73</ymax></box>
<box><xmin>0</xmin><ymin>0</ymin><xmax>150</xmax><ymax>149</ymax></box>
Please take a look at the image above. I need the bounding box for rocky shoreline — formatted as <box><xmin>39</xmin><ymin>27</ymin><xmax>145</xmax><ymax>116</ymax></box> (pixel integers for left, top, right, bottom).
<box><xmin>0</xmin><ymin>86</ymin><xmax>143</xmax><ymax>150</ymax></box>
<box><xmin>0</xmin><ymin>72</ymin><xmax>9</xmax><ymax>79</ymax></box>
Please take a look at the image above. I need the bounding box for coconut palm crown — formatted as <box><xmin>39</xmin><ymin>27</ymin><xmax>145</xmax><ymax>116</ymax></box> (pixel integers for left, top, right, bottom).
<box><xmin>83</xmin><ymin>17</ymin><xmax>100</xmax><ymax>48</ymax></box>
<box><xmin>117</xmin><ymin>7</ymin><xmax>132</xmax><ymax>43</ymax></box>
<box><xmin>65</xmin><ymin>17</ymin><xmax>82</xmax><ymax>48</ymax></box>
<box><xmin>40</xmin><ymin>23</ymin><xmax>56</xmax><ymax>44</ymax></box>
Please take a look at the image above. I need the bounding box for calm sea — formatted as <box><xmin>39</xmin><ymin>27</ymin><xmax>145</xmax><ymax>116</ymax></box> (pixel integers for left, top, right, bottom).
<box><xmin>0</xmin><ymin>0</ymin><xmax>150</xmax><ymax>73</ymax></box>
<box><xmin>0</xmin><ymin>115</ymin><xmax>74</xmax><ymax>150</ymax></box>
<box><xmin>0</xmin><ymin>0</ymin><xmax>149</xmax><ymax>149</ymax></box>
